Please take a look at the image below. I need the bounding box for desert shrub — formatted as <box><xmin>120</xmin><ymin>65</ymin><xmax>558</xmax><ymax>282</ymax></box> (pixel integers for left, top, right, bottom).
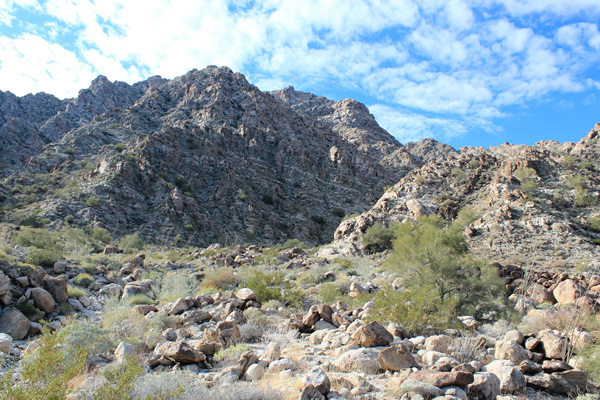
<box><xmin>114</xmin><ymin>143</ymin><xmax>126</xmax><ymax>152</ymax></box>
<box><xmin>332</xmin><ymin>207</ymin><xmax>345</xmax><ymax>218</ymax></box>
<box><xmin>239</xmin><ymin>323</ymin><xmax>264</xmax><ymax>343</ymax></box>
<box><xmin>16</xmin><ymin>301</ymin><xmax>44</xmax><ymax>321</ymax></box>
<box><xmin>127</xmin><ymin>294</ymin><xmax>155</xmax><ymax>306</ymax></box>
<box><xmin>91</xmin><ymin>227</ymin><xmax>113</xmax><ymax>244</ymax></box>
<box><xmin>581</xmin><ymin>161</ymin><xmax>595</xmax><ymax>171</ymax></box>
<box><xmin>469</xmin><ymin>160</ymin><xmax>481</xmax><ymax>169</ymax></box>
<box><xmin>243</xmin><ymin>308</ymin><xmax>269</xmax><ymax>326</ymax></box>
<box><xmin>214</xmin><ymin>343</ymin><xmax>250</xmax><ymax>363</ymax></box>
<box><xmin>67</xmin><ymin>286</ymin><xmax>86</xmax><ymax>298</ymax></box>
<box><xmin>281</xmin><ymin>238</ymin><xmax>306</xmax><ymax>249</ymax></box>
<box><xmin>579</xmin><ymin>343</ymin><xmax>600</xmax><ymax>385</ymax></box>
<box><xmin>574</xmin><ymin>188</ymin><xmax>597</xmax><ymax>207</ymax></box>
<box><xmin>93</xmin><ymin>358</ymin><xmax>145</xmax><ymax>400</ymax></box>
<box><xmin>57</xmin><ymin>302</ymin><xmax>72</xmax><ymax>315</ymax></box>
<box><xmin>243</xmin><ymin>270</ymin><xmax>304</xmax><ymax>308</ymax></box>
<box><xmin>317</xmin><ymin>282</ymin><xmax>346</xmax><ymax>304</ymax></box>
<box><xmin>25</xmin><ymin>248</ymin><xmax>61</xmax><ymax>268</ymax></box>
<box><xmin>74</xmin><ymin>273</ymin><xmax>93</xmax><ymax>287</ymax></box>
<box><xmin>119</xmin><ymin>234</ymin><xmax>144</xmax><ymax>251</ymax></box>
<box><xmin>15</xmin><ymin>227</ymin><xmax>59</xmax><ymax>250</ymax></box>
<box><xmin>158</xmin><ymin>271</ymin><xmax>200</xmax><ymax>304</ymax></box>
<box><xmin>514</xmin><ymin>167</ymin><xmax>537</xmax><ymax>196</ymax></box>
<box><xmin>202</xmin><ymin>268</ymin><xmax>239</xmax><ymax>291</ymax></box>
<box><xmin>20</xmin><ymin>214</ymin><xmax>49</xmax><ymax>228</ymax></box>
<box><xmin>561</xmin><ymin>155</ymin><xmax>579</xmax><ymax>169</ymax></box>
<box><xmin>384</xmin><ymin>214</ymin><xmax>504</xmax><ymax>317</ymax></box>
<box><xmin>0</xmin><ymin>322</ymin><xmax>87</xmax><ymax>400</ymax></box>
<box><xmin>589</xmin><ymin>216</ymin><xmax>600</xmax><ymax>233</ymax></box>
<box><xmin>310</xmin><ymin>215</ymin><xmax>325</xmax><ymax>224</ymax></box>
<box><xmin>86</xmin><ymin>197</ymin><xmax>101</xmax><ymax>208</ymax></box>
<box><xmin>518</xmin><ymin>307</ymin><xmax>597</xmax><ymax>335</ymax></box>
<box><xmin>448</xmin><ymin>335</ymin><xmax>488</xmax><ymax>363</ymax></box>
<box><xmin>362</xmin><ymin>223</ymin><xmax>395</xmax><ymax>253</ymax></box>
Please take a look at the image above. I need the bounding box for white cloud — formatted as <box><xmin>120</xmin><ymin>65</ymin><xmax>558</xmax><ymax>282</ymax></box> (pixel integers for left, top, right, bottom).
<box><xmin>492</xmin><ymin>0</ymin><xmax>600</xmax><ymax>17</ymax></box>
<box><xmin>0</xmin><ymin>34</ymin><xmax>95</xmax><ymax>97</ymax></box>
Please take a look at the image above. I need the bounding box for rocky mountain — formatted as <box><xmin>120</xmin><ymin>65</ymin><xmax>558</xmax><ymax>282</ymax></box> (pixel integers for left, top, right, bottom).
<box><xmin>0</xmin><ymin>66</ymin><xmax>419</xmax><ymax>246</ymax></box>
<box><xmin>331</xmin><ymin>125</ymin><xmax>600</xmax><ymax>268</ymax></box>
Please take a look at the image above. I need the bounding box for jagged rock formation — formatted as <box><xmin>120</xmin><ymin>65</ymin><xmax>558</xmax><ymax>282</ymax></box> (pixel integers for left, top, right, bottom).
<box><xmin>0</xmin><ymin>66</ymin><xmax>418</xmax><ymax>246</ymax></box>
<box><xmin>332</xmin><ymin>125</ymin><xmax>600</xmax><ymax>267</ymax></box>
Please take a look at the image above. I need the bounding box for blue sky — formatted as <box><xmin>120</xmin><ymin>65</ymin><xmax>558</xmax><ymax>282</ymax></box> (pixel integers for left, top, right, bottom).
<box><xmin>0</xmin><ymin>0</ymin><xmax>599</xmax><ymax>149</ymax></box>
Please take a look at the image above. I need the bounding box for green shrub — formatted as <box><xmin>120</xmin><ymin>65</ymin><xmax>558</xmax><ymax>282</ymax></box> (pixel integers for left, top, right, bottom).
<box><xmin>158</xmin><ymin>271</ymin><xmax>200</xmax><ymax>304</ymax></box>
<box><xmin>362</xmin><ymin>223</ymin><xmax>395</xmax><ymax>253</ymax></box>
<box><xmin>514</xmin><ymin>167</ymin><xmax>537</xmax><ymax>196</ymax></box>
<box><xmin>20</xmin><ymin>214</ymin><xmax>49</xmax><ymax>228</ymax></box>
<box><xmin>579</xmin><ymin>343</ymin><xmax>600</xmax><ymax>384</ymax></box>
<box><xmin>86</xmin><ymin>197</ymin><xmax>101</xmax><ymax>208</ymax></box>
<box><xmin>63</xmin><ymin>148</ymin><xmax>74</xmax><ymax>155</ymax></box>
<box><xmin>561</xmin><ymin>155</ymin><xmax>578</xmax><ymax>169</ymax></box>
<box><xmin>127</xmin><ymin>294</ymin><xmax>155</xmax><ymax>306</ymax></box>
<box><xmin>589</xmin><ymin>216</ymin><xmax>600</xmax><ymax>233</ymax></box>
<box><xmin>581</xmin><ymin>161</ymin><xmax>595</xmax><ymax>171</ymax></box>
<box><xmin>91</xmin><ymin>226</ymin><xmax>112</xmax><ymax>244</ymax></box>
<box><xmin>67</xmin><ymin>286</ymin><xmax>86</xmax><ymax>298</ymax></box>
<box><xmin>114</xmin><ymin>143</ymin><xmax>126</xmax><ymax>152</ymax></box>
<box><xmin>281</xmin><ymin>239</ymin><xmax>306</xmax><ymax>249</ymax></box>
<box><xmin>119</xmin><ymin>233</ymin><xmax>144</xmax><ymax>251</ymax></box>
<box><xmin>94</xmin><ymin>358</ymin><xmax>144</xmax><ymax>400</ymax></box>
<box><xmin>311</xmin><ymin>215</ymin><xmax>325</xmax><ymax>224</ymax></box>
<box><xmin>332</xmin><ymin>208</ymin><xmax>346</xmax><ymax>218</ymax></box>
<box><xmin>184</xmin><ymin>224</ymin><xmax>195</xmax><ymax>231</ymax></box>
<box><xmin>74</xmin><ymin>273</ymin><xmax>93</xmax><ymax>287</ymax></box>
<box><xmin>0</xmin><ymin>322</ymin><xmax>87</xmax><ymax>400</ymax></box>
<box><xmin>236</xmin><ymin>189</ymin><xmax>248</xmax><ymax>201</ymax></box>
<box><xmin>202</xmin><ymin>268</ymin><xmax>239</xmax><ymax>291</ymax></box>
<box><xmin>16</xmin><ymin>301</ymin><xmax>44</xmax><ymax>321</ymax></box>
<box><xmin>214</xmin><ymin>343</ymin><xmax>250</xmax><ymax>363</ymax></box>
<box><xmin>64</xmin><ymin>215</ymin><xmax>75</xmax><ymax>224</ymax></box>
<box><xmin>25</xmin><ymin>248</ymin><xmax>60</xmax><ymax>268</ymax></box>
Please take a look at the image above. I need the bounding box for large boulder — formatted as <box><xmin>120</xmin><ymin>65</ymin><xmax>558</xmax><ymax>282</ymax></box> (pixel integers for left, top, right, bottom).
<box><xmin>0</xmin><ymin>308</ymin><xmax>31</xmax><ymax>340</ymax></box>
<box><xmin>468</xmin><ymin>372</ymin><xmax>501</xmax><ymax>400</ymax></box>
<box><xmin>553</xmin><ymin>279</ymin><xmax>582</xmax><ymax>305</ymax></box>
<box><xmin>424</xmin><ymin>334</ymin><xmax>451</xmax><ymax>353</ymax></box>
<box><xmin>408</xmin><ymin>370</ymin><xmax>474</xmax><ymax>387</ymax></box>
<box><xmin>30</xmin><ymin>287</ymin><xmax>56</xmax><ymax>314</ymax></box>
<box><xmin>153</xmin><ymin>341</ymin><xmax>205</xmax><ymax>364</ymax></box>
<box><xmin>334</xmin><ymin>348</ymin><xmax>380</xmax><ymax>374</ymax></box>
<box><xmin>204</xmin><ymin>321</ymin><xmax>241</xmax><ymax>348</ymax></box>
<box><xmin>301</xmin><ymin>367</ymin><xmax>331</xmax><ymax>395</ymax></box>
<box><xmin>537</xmin><ymin>330</ymin><xmax>567</xmax><ymax>360</ymax></box>
<box><xmin>43</xmin><ymin>276</ymin><xmax>68</xmax><ymax>303</ymax></box>
<box><xmin>352</xmin><ymin>321</ymin><xmax>393</xmax><ymax>347</ymax></box>
<box><xmin>485</xmin><ymin>360</ymin><xmax>526</xmax><ymax>394</ymax></box>
<box><xmin>0</xmin><ymin>332</ymin><xmax>12</xmax><ymax>354</ymax></box>
<box><xmin>495</xmin><ymin>340</ymin><xmax>530</xmax><ymax>364</ymax></box>
<box><xmin>527</xmin><ymin>283</ymin><xmax>556</xmax><ymax>304</ymax></box>
<box><xmin>236</xmin><ymin>288</ymin><xmax>257</xmax><ymax>302</ymax></box>
<box><xmin>400</xmin><ymin>380</ymin><xmax>444</xmax><ymax>398</ymax></box>
<box><xmin>377</xmin><ymin>344</ymin><xmax>418</xmax><ymax>371</ymax></box>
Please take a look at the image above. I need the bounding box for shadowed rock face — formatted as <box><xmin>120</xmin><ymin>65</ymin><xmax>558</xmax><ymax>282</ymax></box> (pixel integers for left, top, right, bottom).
<box><xmin>331</xmin><ymin>125</ymin><xmax>600</xmax><ymax>266</ymax></box>
<box><xmin>0</xmin><ymin>66</ymin><xmax>419</xmax><ymax>245</ymax></box>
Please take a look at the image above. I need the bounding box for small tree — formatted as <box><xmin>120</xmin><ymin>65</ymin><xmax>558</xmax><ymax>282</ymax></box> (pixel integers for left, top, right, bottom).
<box><xmin>362</xmin><ymin>223</ymin><xmax>395</xmax><ymax>253</ymax></box>
<box><xmin>384</xmin><ymin>214</ymin><xmax>503</xmax><ymax>316</ymax></box>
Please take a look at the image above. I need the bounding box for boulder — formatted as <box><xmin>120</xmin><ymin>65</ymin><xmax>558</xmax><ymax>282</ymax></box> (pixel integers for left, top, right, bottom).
<box><xmin>553</xmin><ymin>279</ymin><xmax>582</xmax><ymax>305</ymax></box>
<box><xmin>204</xmin><ymin>321</ymin><xmax>241</xmax><ymax>348</ymax></box>
<box><xmin>132</xmin><ymin>304</ymin><xmax>158</xmax><ymax>315</ymax></box>
<box><xmin>115</xmin><ymin>341</ymin><xmax>133</xmax><ymax>363</ymax></box>
<box><xmin>503</xmin><ymin>330</ymin><xmax>524</xmax><ymax>345</ymax></box>
<box><xmin>527</xmin><ymin>283</ymin><xmax>556</xmax><ymax>304</ymax></box>
<box><xmin>352</xmin><ymin>321</ymin><xmax>393</xmax><ymax>347</ymax></box>
<box><xmin>269</xmin><ymin>358</ymin><xmax>296</xmax><ymax>373</ymax></box>
<box><xmin>408</xmin><ymin>370</ymin><xmax>474</xmax><ymax>387</ymax></box>
<box><xmin>334</xmin><ymin>348</ymin><xmax>380</xmax><ymax>374</ymax></box>
<box><xmin>99</xmin><ymin>283</ymin><xmax>123</xmax><ymax>297</ymax></box>
<box><xmin>30</xmin><ymin>287</ymin><xmax>56</xmax><ymax>313</ymax></box>
<box><xmin>244</xmin><ymin>363</ymin><xmax>265</xmax><ymax>381</ymax></box>
<box><xmin>400</xmin><ymin>379</ymin><xmax>444</xmax><ymax>398</ymax></box>
<box><xmin>301</xmin><ymin>367</ymin><xmax>331</xmax><ymax>395</ymax></box>
<box><xmin>167</xmin><ymin>298</ymin><xmax>191</xmax><ymax>315</ymax></box>
<box><xmin>299</xmin><ymin>384</ymin><xmax>326</xmax><ymax>400</ymax></box>
<box><xmin>43</xmin><ymin>276</ymin><xmax>68</xmax><ymax>303</ymax></box>
<box><xmin>468</xmin><ymin>372</ymin><xmax>501</xmax><ymax>400</ymax></box>
<box><xmin>0</xmin><ymin>308</ymin><xmax>30</xmax><ymax>340</ymax></box>
<box><xmin>262</xmin><ymin>341</ymin><xmax>281</xmax><ymax>363</ymax></box>
<box><xmin>424</xmin><ymin>334</ymin><xmax>451</xmax><ymax>353</ymax></box>
<box><xmin>153</xmin><ymin>341</ymin><xmax>205</xmax><ymax>364</ymax></box>
<box><xmin>377</xmin><ymin>344</ymin><xmax>418</xmax><ymax>371</ymax></box>
<box><xmin>495</xmin><ymin>340</ymin><xmax>530</xmax><ymax>364</ymax></box>
<box><xmin>0</xmin><ymin>332</ymin><xmax>12</xmax><ymax>354</ymax></box>
<box><xmin>537</xmin><ymin>330</ymin><xmax>567</xmax><ymax>360</ymax></box>
<box><xmin>236</xmin><ymin>288</ymin><xmax>257</xmax><ymax>302</ymax></box>
<box><xmin>485</xmin><ymin>360</ymin><xmax>526</xmax><ymax>394</ymax></box>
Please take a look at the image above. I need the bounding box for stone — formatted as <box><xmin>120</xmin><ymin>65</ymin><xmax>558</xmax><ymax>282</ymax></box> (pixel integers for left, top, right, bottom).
<box><xmin>377</xmin><ymin>344</ymin><xmax>418</xmax><ymax>371</ymax></box>
<box><xmin>132</xmin><ymin>304</ymin><xmax>158</xmax><ymax>315</ymax></box>
<box><xmin>485</xmin><ymin>360</ymin><xmax>526</xmax><ymax>394</ymax></box>
<box><xmin>269</xmin><ymin>358</ymin><xmax>295</xmax><ymax>373</ymax></box>
<box><xmin>408</xmin><ymin>370</ymin><xmax>474</xmax><ymax>387</ymax></box>
<box><xmin>122</xmin><ymin>283</ymin><xmax>152</xmax><ymax>299</ymax></box>
<box><xmin>0</xmin><ymin>307</ymin><xmax>31</xmax><ymax>340</ymax></box>
<box><xmin>0</xmin><ymin>332</ymin><xmax>12</xmax><ymax>355</ymax></box>
<box><xmin>387</xmin><ymin>322</ymin><xmax>408</xmax><ymax>339</ymax></box>
<box><xmin>302</xmin><ymin>367</ymin><xmax>331</xmax><ymax>395</ymax></box>
<box><xmin>153</xmin><ymin>341</ymin><xmax>205</xmax><ymax>364</ymax></box>
<box><xmin>537</xmin><ymin>329</ymin><xmax>567</xmax><ymax>359</ymax></box>
<box><xmin>244</xmin><ymin>363</ymin><xmax>265</xmax><ymax>381</ymax></box>
<box><xmin>43</xmin><ymin>276</ymin><xmax>68</xmax><ymax>303</ymax></box>
<box><xmin>236</xmin><ymin>288</ymin><xmax>257</xmax><ymax>301</ymax></box>
<box><xmin>334</xmin><ymin>348</ymin><xmax>380</xmax><ymax>374</ymax></box>
<box><xmin>527</xmin><ymin>283</ymin><xmax>556</xmax><ymax>304</ymax></box>
<box><xmin>425</xmin><ymin>334</ymin><xmax>451</xmax><ymax>353</ymax></box>
<box><xmin>517</xmin><ymin>360</ymin><xmax>542</xmax><ymax>374</ymax></box>
<box><xmin>400</xmin><ymin>379</ymin><xmax>444</xmax><ymax>398</ymax></box>
<box><xmin>468</xmin><ymin>372</ymin><xmax>501</xmax><ymax>400</ymax></box>
<box><xmin>263</xmin><ymin>341</ymin><xmax>281</xmax><ymax>363</ymax></box>
<box><xmin>494</xmin><ymin>339</ymin><xmax>530</xmax><ymax>364</ymax></box>
<box><xmin>167</xmin><ymin>298</ymin><xmax>191</xmax><ymax>315</ymax></box>
<box><xmin>204</xmin><ymin>321</ymin><xmax>241</xmax><ymax>348</ymax></box>
<box><xmin>542</xmin><ymin>359</ymin><xmax>571</xmax><ymax>373</ymax></box>
<box><xmin>191</xmin><ymin>340</ymin><xmax>221</xmax><ymax>356</ymax></box>
<box><xmin>99</xmin><ymin>283</ymin><xmax>123</xmax><ymax>297</ymax></box>
<box><xmin>162</xmin><ymin>328</ymin><xmax>177</xmax><ymax>341</ymax></box>
<box><xmin>352</xmin><ymin>321</ymin><xmax>393</xmax><ymax>347</ymax></box>
<box><xmin>30</xmin><ymin>287</ymin><xmax>55</xmax><ymax>313</ymax></box>
<box><xmin>553</xmin><ymin>279</ymin><xmax>582</xmax><ymax>305</ymax></box>
<box><xmin>443</xmin><ymin>386</ymin><xmax>467</xmax><ymax>400</ymax></box>
<box><xmin>115</xmin><ymin>341</ymin><xmax>133</xmax><ymax>363</ymax></box>
<box><xmin>181</xmin><ymin>309</ymin><xmax>212</xmax><ymax>324</ymax></box>
<box><xmin>299</xmin><ymin>384</ymin><xmax>326</xmax><ymax>400</ymax></box>
<box><xmin>503</xmin><ymin>330</ymin><xmax>524</xmax><ymax>345</ymax></box>
<box><xmin>303</xmin><ymin>305</ymin><xmax>321</xmax><ymax>327</ymax></box>
<box><xmin>349</xmin><ymin>282</ymin><xmax>368</xmax><ymax>298</ymax></box>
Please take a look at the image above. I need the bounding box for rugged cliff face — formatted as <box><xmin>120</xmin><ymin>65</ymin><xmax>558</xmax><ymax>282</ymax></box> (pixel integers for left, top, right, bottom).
<box><xmin>332</xmin><ymin>126</ymin><xmax>600</xmax><ymax>267</ymax></box>
<box><xmin>0</xmin><ymin>66</ymin><xmax>418</xmax><ymax>246</ymax></box>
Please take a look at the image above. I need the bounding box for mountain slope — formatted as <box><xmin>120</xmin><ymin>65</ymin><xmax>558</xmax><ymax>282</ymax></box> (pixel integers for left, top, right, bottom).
<box><xmin>331</xmin><ymin>125</ymin><xmax>600</xmax><ymax>267</ymax></box>
<box><xmin>0</xmin><ymin>66</ymin><xmax>418</xmax><ymax>246</ymax></box>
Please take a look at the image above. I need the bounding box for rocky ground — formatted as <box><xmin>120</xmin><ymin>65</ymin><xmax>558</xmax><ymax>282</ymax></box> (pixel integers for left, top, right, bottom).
<box><xmin>1</xmin><ymin>239</ymin><xmax>599</xmax><ymax>400</ymax></box>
